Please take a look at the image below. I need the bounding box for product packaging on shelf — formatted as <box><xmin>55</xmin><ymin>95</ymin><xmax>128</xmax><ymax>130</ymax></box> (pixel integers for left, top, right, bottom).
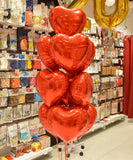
<box><xmin>7</xmin><ymin>124</ymin><xmax>18</xmax><ymax>147</ymax></box>
<box><xmin>13</xmin><ymin>105</ymin><xmax>23</xmax><ymax>120</ymax></box>
<box><xmin>0</xmin><ymin>125</ymin><xmax>7</xmax><ymax>149</ymax></box>
<box><xmin>41</xmin><ymin>3</ymin><xmax>48</xmax><ymax>29</ymax></box>
<box><xmin>18</xmin><ymin>121</ymin><xmax>31</xmax><ymax>143</ymax></box>
<box><xmin>25</xmin><ymin>0</ymin><xmax>34</xmax><ymax>26</ymax></box>
<box><xmin>39</xmin><ymin>135</ymin><xmax>51</xmax><ymax>150</ymax></box>
<box><xmin>33</xmin><ymin>4</ymin><xmax>41</xmax><ymax>28</ymax></box>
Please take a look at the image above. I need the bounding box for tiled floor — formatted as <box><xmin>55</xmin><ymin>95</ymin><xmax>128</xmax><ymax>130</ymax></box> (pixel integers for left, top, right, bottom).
<box><xmin>35</xmin><ymin>118</ymin><xmax>133</xmax><ymax>160</ymax></box>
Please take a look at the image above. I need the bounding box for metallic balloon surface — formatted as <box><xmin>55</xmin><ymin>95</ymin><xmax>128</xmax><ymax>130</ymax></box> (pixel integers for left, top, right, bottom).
<box><xmin>81</xmin><ymin>103</ymin><xmax>97</xmax><ymax>135</ymax></box>
<box><xmin>37</xmin><ymin>35</ymin><xmax>58</xmax><ymax>71</ymax></box>
<box><xmin>83</xmin><ymin>18</ymin><xmax>91</xmax><ymax>32</ymax></box>
<box><xmin>58</xmin><ymin>0</ymin><xmax>89</xmax><ymax>9</ymax></box>
<box><xmin>93</xmin><ymin>0</ymin><xmax>129</xmax><ymax>28</ymax></box>
<box><xmin>36</xmin><ymin>70</ymin><xmax>69</xmax><ymax>107</ymax></box>
<box><xmin>49</xmin><ymin>6</ymin><xmax>86</xmax><ymax>36</ymax></box>
<box><xmin>48</xmin><ymin>105</ymin><xmax>88</xmax><ymax>142</ymax></box>
<box><xmin>70</xmin><ymin>72</ymin><xmax>93</xmax><ymax>106</ymax></box>
<box><xmin>39</xmin><ymin>104</ymin><xmax>56</xmax><ymax>136</ymax></box>
<box><xmin>50</xmin><ymin>33</ymin><xmax>92</xmax><ymax>73</ymax></box>
<box><xmin>78</xmin><ymin>41</ymin><xmax>95</xmax><ymax>73</ymax></box>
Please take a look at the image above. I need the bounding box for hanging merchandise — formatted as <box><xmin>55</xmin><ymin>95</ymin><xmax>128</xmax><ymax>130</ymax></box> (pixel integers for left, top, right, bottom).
<box><xmin>10</xmin><ymin>0</ymin><xmax>21</xmax><ymax>25</ymax></box>
<box><xmin>4</xmin><ymin>107</ymin><xmax>13</xmax><ymax>123</ymax></box>
<box><xmin>13</xmin><ymin>105</ymin><xmax>22</xmax><ymax>120</ymax></box>
<box><xmin>0</xmin><ymin>72</ymin><xmax>10</xmax><ymax>88</ymax></box>
<box><xmin>18</xmin><ymin>121</ymin><xmax>31</xmax><ymax>143</ymax></box>
<box><xmin>0</xmin><ymin>90</ymin><xmax>8</xmax><ymax>107</ymax></box>
<box><xmin>25</xmin><ymin>0</ymin><xmax>34</xmax><ymax>26</ymax></box>
<box><xmin>0</xmin><ymin>126</ymin><xmax>7</xmax><ymax>148</ymax></box>
<box><xmin>9</xmin><ymin>29</ymin><xmax>17</xmax><ymax>50</ymax></box>
<box><xmin>0</xmin><ymin>28</ymin><xmax>9</xmax><ymax>50</ymax></box>
<box><xmin>32</xmin><ymin>55</ymin><xmax>41</xmax><ymax>70</ymax></box>
<box><xmin>33</xmin><ymin>32</ymin><xmax>40</xmax><ymax>52</ymax></box>
<box><xmin>0</xmin><ymin>53</ymin><xmax>9</xmax><ymax>70</ymax></box>
<box><xmin>10</xmin><ymin>72</ymin><xmax>20</xmax><ymax>88</ymax></box>
<box><xmin>25</xmin><ymin>87</ymin><xmax>35</xmax><ymax>103</ymax></box>
<box><xmin>4</xmin><ymin>1</ymin><xmax>11</xmax><ymax>24</ymax></box>
<box><xmin>41</xmin><ymin>3</ymin><xmax>48</xmax><ymax>28</ymax></box>
<box><xmin>0</xmin><ymin>0</ymin><xmax>4</xmax><ymax>22</ymax></box>
<box><xmin>33</xmin><ymin>4</ymin><xmax>41</xmax><ymax>28</ymax></box>
<box><xmin>93</xmin><ymin>0</ymin><xmax>129</xmax><ymax>29</ymax></box>
<box><xmin>17</xmin><ymin>28</ymin><xmax>28</xmax><ymax>51</ymax></box>
<box><xmin>28</xmin><ymin>31</ymin><xmax>34</xmax><ymax>52</ymax></box>
<box><xmin>7</xmin><ymin>124</ymin><xmax>18</xmax><ymax>147</ymax></box>
<box><xmin>31</xmin><ymin>102</ymin><xmax>39</xmax><ymax>116</ymax></box>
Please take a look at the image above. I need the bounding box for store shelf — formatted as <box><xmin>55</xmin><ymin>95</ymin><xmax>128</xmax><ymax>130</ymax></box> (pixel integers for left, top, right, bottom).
<box><xmin>10</xmin><ymin>147</ymin><xmax>53</xmax><ymax>160</ymax></box>
<box><xmin>86</xmin><ymin>114</ymin><xmax>125</xmax><ymax>135</ymax></box>
<box><xmin>115</xmin><ymin>46</ymin><xmax>124</xmax><ymax>49</ymax></box>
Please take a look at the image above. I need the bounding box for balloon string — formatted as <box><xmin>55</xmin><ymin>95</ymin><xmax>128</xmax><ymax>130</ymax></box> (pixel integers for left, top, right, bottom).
<box><xmin>56</xmin><ymin>137</ymin><xmax>62</xmax><ymax>160</ymax></box>
<box><xmin>65</xmin><ymin>142</ymin><xmax>68</xmax><ymax>160</ymax></box>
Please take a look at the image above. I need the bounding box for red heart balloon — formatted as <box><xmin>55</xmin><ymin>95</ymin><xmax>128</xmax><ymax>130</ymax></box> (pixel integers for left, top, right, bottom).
<box><xmin>37</xmin><ymin>35</ymin><xmax>59</xmax><ymax>71</ymax></box>
<box><xmin>70</xmin><ymin>72</ymin><xmax>93</xmax><ymax>106</ymax></box>
<box><xmin>49</xmin><ymin>6</ymin><xmax>86</xmax><ymax>36</ymax></box>
<box><xmin>39</xmin><ymin>104</ymin><xmax>56</xmax><ymax>136</ymax></box>
<box><xmin>50</xmin><ymin>33</ymin><xmax>92</xmax><ymax>73</ymax></box>
<box><xmin>85</xmin><ymin>103</ymin><xmax>97</xmax><ymax>129</ymax></box>
<box><xmin>78</xmin><ymin>41</ymin><xmax>95</xmax><ymax>73</ymax></box>
<box><xmin>82</xmin><ymin>103</ymin><xmax>97</xmax><ymax>134</ymax></box>
<box><xmin>36</xmin><ymin>70</ymin><xmax>69</xmax><ymax>107</ymax></box>
<box><xmin>48</xmin><ymin>105</ymin><xmax>88</xmax><ymax>142</ymax></box>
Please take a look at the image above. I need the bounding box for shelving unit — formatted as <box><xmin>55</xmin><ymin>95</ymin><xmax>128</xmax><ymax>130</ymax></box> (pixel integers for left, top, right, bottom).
<box><xmin>0</xmin><ymin>147</ymin><xmax>52</xmax><ymax>160</ymax></box>
<box><xmin>86</xmin><ymin>114</ymin><xmax>125</xmax><ymax>135</ymax></box>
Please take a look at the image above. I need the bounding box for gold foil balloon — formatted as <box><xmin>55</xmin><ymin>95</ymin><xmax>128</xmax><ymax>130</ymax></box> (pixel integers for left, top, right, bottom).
<box><xmin>93</xmin><ymin>0</ymin><xmax>129</xmax><ymax>28</ymax></box>
<box><xmin>83</xmin><ymin>18</ymin><xmax>91</xmax><ymax>32</ymax></box>
<box><xmin>58</xmin><ymin>0</ymin><xmax>89</xmax><ymax>9</ymax></box>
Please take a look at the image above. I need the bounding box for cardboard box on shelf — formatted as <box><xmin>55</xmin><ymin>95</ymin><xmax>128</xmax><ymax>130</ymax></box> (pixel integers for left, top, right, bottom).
<box><xmin>39</xmin><ymin>135</ymin><xmax>51</xmax><ymax>150</ymax></box>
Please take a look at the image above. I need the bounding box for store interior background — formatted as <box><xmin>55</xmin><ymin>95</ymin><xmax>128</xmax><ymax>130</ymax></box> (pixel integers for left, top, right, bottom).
<box><xmin>0</xmin><ymin>0</ymin><xmax>133</xmax><ymax>159</ymax></box>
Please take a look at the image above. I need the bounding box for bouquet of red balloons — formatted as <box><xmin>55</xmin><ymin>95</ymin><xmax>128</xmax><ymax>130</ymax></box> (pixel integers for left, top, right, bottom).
<box><xmin>36</xmin><ymin>6</ymin><xmax>97</xmax><ymax>145</ymax></box>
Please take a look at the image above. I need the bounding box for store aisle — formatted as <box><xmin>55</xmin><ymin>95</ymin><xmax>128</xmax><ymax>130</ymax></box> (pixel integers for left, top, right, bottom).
<box><xmin>35</xmin><ymin>118</ymin><xmax>133</xmax><ymax>160</ymax></box>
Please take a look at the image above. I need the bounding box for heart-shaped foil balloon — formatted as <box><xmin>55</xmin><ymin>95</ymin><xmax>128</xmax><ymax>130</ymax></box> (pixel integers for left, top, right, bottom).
<box><xmin>78</xmin><ymin>103</ymin><xmax>97</xmax><ymax>137</ymax></box>
<box><xmin>47</xmin><ymin>105</ymin><xmax>88</xmax><ymax>142</ymax></box>
<box><xmin>39</xmin><ymin>103</ymin><xmax>57</xmax><ymax>136</ymax></box>
<box><xmin>37</xmin><ymin>35</ymin><xmax>59</xmax><ymax>71</ymax></box>
<box><xmin>70</xmin><ymin>72</ymin><xmax>93</xmax><ymax>106</ymax></box>
<box><xmin>36</xmin><ymin>70</ymin><xmax>69</xmax><ymax>107</ymax></box>
<box><xmin>49</xmin><ymin>6</ymin><xmax>86</xmax><ymax>36</ymax></box>
<box><xmin>50</xmin><ymin>33</ymin><xmax>93</xmax><ymax>73</ymax></box>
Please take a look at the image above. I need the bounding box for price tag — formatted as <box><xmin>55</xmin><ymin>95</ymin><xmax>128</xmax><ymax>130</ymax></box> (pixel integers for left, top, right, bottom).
<box><xmin>3</xmin><ymin>25</ymin><xmax>8</xmax><ymax>29</ymax></box>
<box><xmin>38</xmin><ymin>30</ymin><xmax>42</xmax><ymax>34</ymax></box>
<box><xmin>15</xmin><ymin>69</ymin><xmax>20</xmax><ymax>73</ymax></box>
<box><xmin>12</xmin><ymin>26</ymin><xmax>17</xmax><ymax>29</ymax></box>
<box><xmin>2</xmin><ymin>50</ymin><xmax>7</xmax><ymax>54</ymax></box>
<box><xmin>22</xmin><ymin>52</ymin><xmax>26</xmax><ymax>55</ymax></box>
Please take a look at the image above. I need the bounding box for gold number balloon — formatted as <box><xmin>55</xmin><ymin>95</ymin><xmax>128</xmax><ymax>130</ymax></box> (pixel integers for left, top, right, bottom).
<box><xmin>58</xmin><ymin>0</ymin><xmax>89</xmax><ymax>9</ymax></box>
<box><xmin>83</xmin><ymin>18</ymin><xmax>91</xmax><ymax>32</ymax></box>
<box><xmin>93</xmin><ymin>0</ymin><xmax>129</xmax><ymax>28</ymax></box>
